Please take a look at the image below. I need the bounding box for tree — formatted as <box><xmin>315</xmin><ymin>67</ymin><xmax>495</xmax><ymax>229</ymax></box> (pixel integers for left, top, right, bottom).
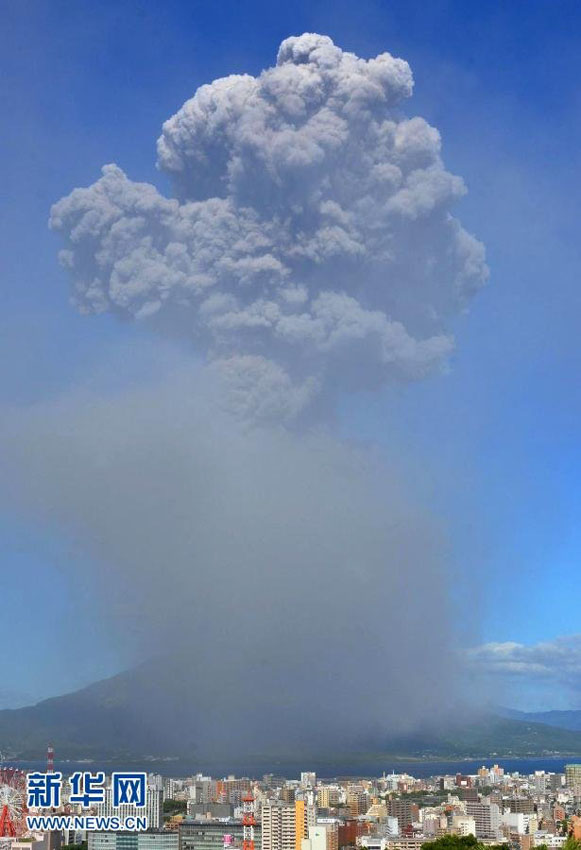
<box><xmin>422</xmin><ymin>836</ymin><xmax>480</xmax><ymax>850</ymax></box>
<box><xmin>163</xmin><ymin>799</ymin><xmax>188</xmax><ymax>815</ymax></box>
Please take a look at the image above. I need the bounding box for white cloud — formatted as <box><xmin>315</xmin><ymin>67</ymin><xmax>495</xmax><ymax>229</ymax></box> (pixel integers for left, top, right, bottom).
<box><xmin>50</xmin><ymin>33</ymin><xmax>487</xmax><ymax>421</ymax></box>
<box><xmin>466</xmin><ymin>635</ymin><xmax>581</xmax><ymax>691</ymax></box>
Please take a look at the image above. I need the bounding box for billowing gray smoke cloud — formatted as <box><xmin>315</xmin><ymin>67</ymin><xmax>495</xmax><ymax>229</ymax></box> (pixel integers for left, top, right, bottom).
<box><xmin>50</xmin><ymin>33</ymin><xmax>487</xmax><ymax>422</ymax></box>
<box><xmin>4</xmin><ymin>370</ymin><xmax>458</xmax><ymax>754</ymax></box>
<box><xmin>1</xmin><ymin>35</ymin><xmax>485</xmax><ymax>757</ymax></box>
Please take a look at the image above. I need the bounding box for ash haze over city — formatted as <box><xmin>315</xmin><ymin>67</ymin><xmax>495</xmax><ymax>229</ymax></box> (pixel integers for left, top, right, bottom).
<box><xmin>1</xmin><ymin>0</ymin><xmax>581</xmax><ymax>770</ymax></box>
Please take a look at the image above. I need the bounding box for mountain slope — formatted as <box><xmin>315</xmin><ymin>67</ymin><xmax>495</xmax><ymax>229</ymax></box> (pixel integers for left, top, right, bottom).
<box><xmin>0</xmin><ymin>659</ymin><xmax>203</xmax><ymax>759</ymax></box>
<box><xmin>2</xmin><ymin>663</ymin><xmax>581</xmax><ymax>761</ymax></box>
<box><xmin>500</xmin><ymin>707</ymin><xmax>581</xmax><ymax>732</ymax></box>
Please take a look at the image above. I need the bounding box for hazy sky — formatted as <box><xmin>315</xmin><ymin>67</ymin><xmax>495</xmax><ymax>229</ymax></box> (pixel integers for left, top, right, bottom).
<box><xmin>1</xmin><ymin>0</ymin><xmax>580</xmax><ymax>716</ymax></box>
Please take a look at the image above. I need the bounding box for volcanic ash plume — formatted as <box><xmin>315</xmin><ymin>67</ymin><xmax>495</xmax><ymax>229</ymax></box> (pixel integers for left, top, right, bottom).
<box><xmin>50</xmin><ymin>33</ymin><xmax>487</xmax><ymax>422</ymax></box>
<box><xmin>4</xmin><ymin>380</ymin><xmax>458</xmax><ymax>752</ymax></box>
<box><xmin>0</xmin><ymin>35</ymin><xmax>487</xmax><ymax>754</ymax></box>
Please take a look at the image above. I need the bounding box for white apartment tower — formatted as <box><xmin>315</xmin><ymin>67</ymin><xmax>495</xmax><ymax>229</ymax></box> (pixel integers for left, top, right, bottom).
<box><xmin>261</xmin><ymin>801</ymin><xmax>316</xmax><ymax>850</ymax></box>
<box><xmin>262</xmin><ymin>802</ymin><xmax>296</xmax><ymax>850</ymax></box>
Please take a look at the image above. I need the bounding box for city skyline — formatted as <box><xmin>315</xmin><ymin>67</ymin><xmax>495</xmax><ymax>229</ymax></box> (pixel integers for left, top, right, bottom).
<box><xmin>13</xmin><ymin>761</ymin><xmax>581</xmax><ymax>850</ymax></box>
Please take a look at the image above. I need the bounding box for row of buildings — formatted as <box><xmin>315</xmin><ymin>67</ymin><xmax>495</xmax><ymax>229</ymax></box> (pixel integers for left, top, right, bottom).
<box><xmin>20</xmin><ymin>764</ymin><xmax>581</xmax><ymax>850</ymax></box>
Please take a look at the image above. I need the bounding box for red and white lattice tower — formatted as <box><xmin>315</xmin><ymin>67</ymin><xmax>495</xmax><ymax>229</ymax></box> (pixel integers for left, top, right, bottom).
<box><xmin>242</xmin><ymin>793</ymin><xmax>255</xmax><ymax>850</ymax></box>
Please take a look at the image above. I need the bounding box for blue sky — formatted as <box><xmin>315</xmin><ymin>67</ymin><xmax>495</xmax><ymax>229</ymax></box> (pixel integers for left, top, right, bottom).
<box><xmin>1</xmin><ymin>0</ymin><xmax>580</xmax><ymax>710</ymax></box>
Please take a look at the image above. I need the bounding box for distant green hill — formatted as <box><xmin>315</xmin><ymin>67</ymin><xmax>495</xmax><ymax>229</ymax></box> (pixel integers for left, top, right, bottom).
<box><xmin>387</xmin><ymin>713</ymin><xmax>581</xmax><ymax>758</ymax></box>
<box><xmin>500</xmin><ymin>706</ymin><xmax>581</xmax><ymax>732</ymax></box>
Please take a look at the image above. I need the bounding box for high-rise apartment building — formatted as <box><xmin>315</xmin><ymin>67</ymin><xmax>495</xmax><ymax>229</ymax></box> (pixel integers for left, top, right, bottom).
<box><xmin>261</xmin><ymin>802</ymin><xmax>296</xmax><ymax>850</ymax></box>
<box><xmin>346</xmin><ymin>786</ymin><xmax>368</xmax><ymax>818</ymax></box>
<box><xmin>566</xmin><ymin>765</ymin><xmax>581</xmax><ymax>792</ymax></box>
<box><xmin>189</xmin><ymin>778</ymin><xmax>218</xmax><ymax>805</ymax></box>
<box><xmin>281</xmin><ymin>789</ymin><xmax>296</xmax><ymax>804</ymax></box>
<box><xmin>317</xmin><ymin>788</ymin><xmax>340</xmax><ymax>810</ymax></box>
<box><xmin>261</xmin><ymin>801</ymin><xmax>316</xmax><ymax>850</ymax></box>
<box><xmin>386</xmin><ymin>800</ymin><xmax>419</xmax><ymax>829</ymax></box>
<box><xmin>533</xmin><ymin>772</ymin><xmax>547</xmax><ymax>795</ymax></box>
<box><xmin>506</xmin><ymin>798</ymin><xmax>535</xmax><ymax>815</ymax></box>
<box><xmin>459</xmin><ymin>788</ymin><xmax>478</xmax><ymax>803</ymax></box>
<box><xmin>216</xmin><ymin>778</ymin><xmax>253</xmax><ymax>805</ymax></box>
<box><xmin>165</xmin><ymin>779</ymin><xmax>184</xmax><ymax>800</ymax></box>
<box><xmin>296</xmin><ymin>801</ymin><xmax>317</xmax><ymax>850</ymax></box>
<box><xmin>465</xmin><ymin>802</ymin><xmax>500</xmax><ymax>840</ymax></box>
